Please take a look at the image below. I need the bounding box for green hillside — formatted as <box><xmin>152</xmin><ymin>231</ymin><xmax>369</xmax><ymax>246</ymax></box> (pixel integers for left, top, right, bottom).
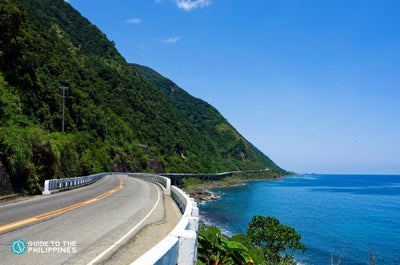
<box><xmin>132</xmin><ymin>64</ymin><xmax>286</xmax><ymax>174</ymax></box>
<box><xmin>0</xmin><ymin>0</ymin><xmax>285</xmax><ymax>195</ymax></box>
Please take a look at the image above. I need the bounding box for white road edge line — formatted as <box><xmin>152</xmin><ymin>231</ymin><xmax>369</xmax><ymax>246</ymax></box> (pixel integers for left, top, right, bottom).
<box><xmin>87</xmin><ymin>181</ymin><xmax>162</xmax><ymax>265</ymax></box>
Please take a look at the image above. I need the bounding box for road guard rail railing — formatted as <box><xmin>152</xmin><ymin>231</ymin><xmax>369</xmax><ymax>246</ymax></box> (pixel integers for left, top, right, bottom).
<box><xmin>42</xmin><ymin>172</ymin><xmax>108</xmax><ymax>195</ymax></box>
<box><xmin>128</xmin><ymin>173</ymin><xmax>171</xmax><ymax>195</ymax></box>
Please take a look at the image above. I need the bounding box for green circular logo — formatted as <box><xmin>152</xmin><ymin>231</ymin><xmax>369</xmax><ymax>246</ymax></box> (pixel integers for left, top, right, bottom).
<box><xmin>10</xmin><ymin>239</ymin><xmax>27</xmax><ymax>255</ymax></box>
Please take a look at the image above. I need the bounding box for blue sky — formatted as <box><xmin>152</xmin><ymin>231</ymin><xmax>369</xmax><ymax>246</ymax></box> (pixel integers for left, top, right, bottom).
<box><xmin>67</xmin><ymin>0</ymin><xmax>400</xmax><ymax>174</ymax></box>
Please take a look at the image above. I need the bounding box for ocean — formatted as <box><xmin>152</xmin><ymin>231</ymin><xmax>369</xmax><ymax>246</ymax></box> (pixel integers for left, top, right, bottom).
<box><xmin>199</xmin><ymin>174</ymin><xmax>400</xmax><ymax>264</ymax></box>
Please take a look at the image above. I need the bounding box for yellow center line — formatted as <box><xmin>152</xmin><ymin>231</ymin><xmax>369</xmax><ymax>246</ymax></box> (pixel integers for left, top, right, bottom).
<box><xmin>0</xmin><ymin>178</ymin><xmax>124</xmax><ymax>234</ymax></box>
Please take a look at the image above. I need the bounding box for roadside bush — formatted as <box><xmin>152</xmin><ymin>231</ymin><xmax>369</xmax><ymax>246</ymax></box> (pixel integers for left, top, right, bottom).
<box><xmin>0</xmin><ymin>126</ymin><xmax>59</xmax><ymax>194</ymax></box>
<box><xmin>197</xmin><ymin>216</ymin><xmax>306</xmax><ymax>265</ymax></box>
<box><xmin>198</xmin><ymin>225</ymin><xmax>254</xmax><ymax>265</ymax></box>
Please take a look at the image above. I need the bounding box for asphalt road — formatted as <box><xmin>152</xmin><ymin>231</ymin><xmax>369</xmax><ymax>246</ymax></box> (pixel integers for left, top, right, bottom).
<box><xmin>0</xmin><ymin>174</ymin><xmax>163</xmax><ymax>265</ymax></box>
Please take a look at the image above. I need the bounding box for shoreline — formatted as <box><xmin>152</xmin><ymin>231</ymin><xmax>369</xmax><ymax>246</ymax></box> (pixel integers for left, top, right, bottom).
<box><xmin>185</xmin><ymin>175</ymin><xmax>283</xmax><ymax>203</ymax></box>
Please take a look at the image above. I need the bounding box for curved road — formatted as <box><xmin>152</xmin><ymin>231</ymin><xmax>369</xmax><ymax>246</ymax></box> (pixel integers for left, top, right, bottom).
<box><xmin>0</xmin><ymin>174</ymin><xmax>163</xmax><ymax>265</ymax></box>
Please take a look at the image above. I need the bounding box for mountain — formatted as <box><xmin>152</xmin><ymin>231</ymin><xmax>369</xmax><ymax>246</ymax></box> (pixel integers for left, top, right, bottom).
<box><xmin>0</xmin><ymin>0</ymin><xmax>286</xmax><ymax>195</ymax></box>
<box><xmin>131</xmin><ymin>64</ymin><xmax>285</xmax><ymax>174</ymax></box>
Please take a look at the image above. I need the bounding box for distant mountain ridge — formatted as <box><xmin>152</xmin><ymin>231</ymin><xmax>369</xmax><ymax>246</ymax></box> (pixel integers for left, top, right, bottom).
<box><xmin>0</xmin><ymin>0</ymin><xmax>286</xmax><ymax>195</ymax></box>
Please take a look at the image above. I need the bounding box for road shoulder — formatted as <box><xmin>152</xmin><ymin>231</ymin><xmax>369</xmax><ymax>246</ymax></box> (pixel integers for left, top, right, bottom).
<box><xmin>103</xmin><ymin>194</ymin><xmax>182</xmax><ymax>264</ymax></box>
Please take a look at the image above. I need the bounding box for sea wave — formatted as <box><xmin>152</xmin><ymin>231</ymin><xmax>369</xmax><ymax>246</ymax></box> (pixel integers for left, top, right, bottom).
<box><xmin>199</xmin><ymin>214</ymin><xmax>233</xmax><ymax>237</ymax></box>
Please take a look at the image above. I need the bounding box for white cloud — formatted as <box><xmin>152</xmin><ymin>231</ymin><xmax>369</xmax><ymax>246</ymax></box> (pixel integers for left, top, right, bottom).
<box><xmin>125</xmin><ymin>18</ymin><xmax>141</xmax><ymax>24</ymax></box>
<box><xmin>164</xmin><ymin>36</ymin><xmax>180</xmax><ymax>44</ymax></box>
<box><xmin>176</xmin><ymin>0</ymin><xmax>211</xmax><ymax>12</ymax></box>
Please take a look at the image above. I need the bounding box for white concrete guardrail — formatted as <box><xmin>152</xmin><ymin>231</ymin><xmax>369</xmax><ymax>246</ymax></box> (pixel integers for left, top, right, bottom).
<box><xmin>131</xmin><ymin>184</ymin><xmax>199</xmax><ymax>265</ymax></box>
<box><xmin>128</xmin><ymin>173</ymin><xmax>171</xmax><ymax>195</ymax></box>
<box><xmin>42</xmin><ymin>172</ymin><xmax>108</xmax><ymax>195</ymax></box>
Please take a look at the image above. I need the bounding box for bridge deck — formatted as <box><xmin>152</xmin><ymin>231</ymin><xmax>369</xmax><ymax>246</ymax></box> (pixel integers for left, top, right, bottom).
<box><xmin>161</xmin><ymin>170</ymin><xmax>269</xmax><ymax>186</ymax></box>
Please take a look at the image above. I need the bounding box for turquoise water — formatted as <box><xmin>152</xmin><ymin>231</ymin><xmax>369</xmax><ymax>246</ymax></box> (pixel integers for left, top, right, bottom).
<box><xmin>199</xmin><ymin>174</ymin><xmax>400</xmax><ymax>264</ymax></box>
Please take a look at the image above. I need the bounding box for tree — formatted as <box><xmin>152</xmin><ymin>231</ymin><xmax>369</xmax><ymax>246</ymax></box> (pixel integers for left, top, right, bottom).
<box><xmin>247</xmin><ymin>216</ymin><xmax>306</xmax><ymax>264</ymax></box>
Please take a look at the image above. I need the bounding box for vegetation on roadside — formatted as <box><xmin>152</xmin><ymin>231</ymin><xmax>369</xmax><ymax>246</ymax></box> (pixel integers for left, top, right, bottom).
<box><xmin>198</xmin><ymin>216</ymin><xmax>306</xmax><ymax>265</ymax></box>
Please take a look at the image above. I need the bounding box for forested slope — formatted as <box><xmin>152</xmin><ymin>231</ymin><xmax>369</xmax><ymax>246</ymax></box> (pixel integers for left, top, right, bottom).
<box><xmin>0</xmin><ymin>0</ymin><xmax>285</xmax><ymax>195</ymax></box>
<box><xmin>132</xmin><ymin>64</ymin><xmax>286</xmax><ymax>175</ymax></box>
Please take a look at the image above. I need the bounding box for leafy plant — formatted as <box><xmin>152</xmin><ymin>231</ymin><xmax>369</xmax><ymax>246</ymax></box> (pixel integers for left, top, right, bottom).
<box><xmin>198</xmin><ymin>225</ymin><xmax>254</xmax><ymax>265</ymax></box>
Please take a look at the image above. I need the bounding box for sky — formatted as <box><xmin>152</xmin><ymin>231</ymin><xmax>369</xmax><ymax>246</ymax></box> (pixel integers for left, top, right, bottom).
<box><xmin>67</xmin><ymin>0</ymin><xmax>400</xmax><ymax>174</ymax></box>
